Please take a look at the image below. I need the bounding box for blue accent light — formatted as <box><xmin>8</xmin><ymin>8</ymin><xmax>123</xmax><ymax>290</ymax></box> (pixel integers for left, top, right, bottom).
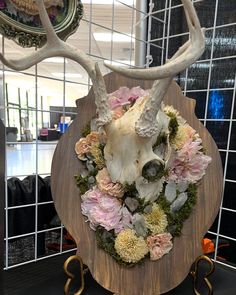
<box><xmin>208</xmin><ymin>91</ymin><xmax>225</xmax><ymax>119</ymax></box>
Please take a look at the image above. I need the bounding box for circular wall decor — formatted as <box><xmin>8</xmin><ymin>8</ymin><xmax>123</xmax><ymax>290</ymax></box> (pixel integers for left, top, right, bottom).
<box><xmin>0</xmin><ymin>0</ymin><xmax>83</xmax><ymax>47</ymax></box>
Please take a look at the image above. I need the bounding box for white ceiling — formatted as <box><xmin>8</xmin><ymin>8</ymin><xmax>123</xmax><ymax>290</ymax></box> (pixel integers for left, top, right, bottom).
<box><xmin>1</xmin><ymin>1</ymin><xmax>137</xmax><ymax>103</ymax></box>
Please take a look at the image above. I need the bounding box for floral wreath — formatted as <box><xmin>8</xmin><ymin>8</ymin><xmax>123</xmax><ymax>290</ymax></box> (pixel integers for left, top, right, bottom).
<box><xmin>75</xmin><ymin>86</ymin><xmax>211</xmax><ymax>266</ymax></box>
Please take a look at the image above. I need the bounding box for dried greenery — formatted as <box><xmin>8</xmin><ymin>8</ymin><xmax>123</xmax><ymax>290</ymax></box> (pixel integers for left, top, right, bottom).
<box><xmin>153</xmin><ymin>132</ymin><xmax>167</xmax><ymax>149</ymax></box>
<box><xmin>75</xmin><ymin>168</ymin><xmax>98</xmax><ymax>194</ymax></box>
<box><xmin>169</xmin><ymin>115</ymin><xmax>179</xmax><ymax>141</ymax></box>
<box><xmin>81</xmin><ymin>124</ymin><xmax>91</xmax><ymax>137</ymax></box>
<box><xmin>157</xmin><ymin>183</ymin><xmax>198</xmax><ymax>237</ymax></box>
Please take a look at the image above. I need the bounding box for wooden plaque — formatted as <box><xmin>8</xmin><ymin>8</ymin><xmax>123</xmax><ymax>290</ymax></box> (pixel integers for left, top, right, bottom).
<box><xmin>51</xmin><ymin>72</ymin><xmax>223</xmax><ymax>294</ymax></box>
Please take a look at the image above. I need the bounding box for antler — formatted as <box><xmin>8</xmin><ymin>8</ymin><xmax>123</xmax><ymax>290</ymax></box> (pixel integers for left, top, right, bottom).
<box><xmin>105</xmin><ymin>0</ymin><xmax>204</xmax><ymax>80</ymax></box>
<box><xmin>105</xmin><ymin>0</ymin><xmax>205</xmax><ymax>137</ymax></box>
<box><xmin>0</xmin><ymin>0</ymin><xmax>112</xmax><ymax>128</ymax></box>
<box><xmin>0</xmin><ymin>0</ymin><xmax>204</xmax><ymax>138</ymax></box>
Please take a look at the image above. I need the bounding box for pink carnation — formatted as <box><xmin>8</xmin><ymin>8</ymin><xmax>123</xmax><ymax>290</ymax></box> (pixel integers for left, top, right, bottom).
<box><xmin>108</xmin><ymin>86</ymin><xmax>149</xmax><ymax>110</ymax></box>
<box><xmin>81</xmin><ymin>187</ymin><xmax>132</xmax><ymax>232</ymax></box>
<box><xmin>168</xmin><ymin>139</ymin><xmax>212</xmax><ymax>183</ymax></box>
<box><xmin>75</xmin><ymin>132</ymin><xmax>100</xmax><ymax>161</ymax></box>
<box><xmin>96</xmin><ymin>168</ymin><xmax>124</xmax><ymax>198</ymax></box>
<box><xmin>75</xmin><ymin>138</ymin><xmax>90</xmax><ymax>160</ymax></box>
<box><xmin>146</xmin><ymin>233</ymin><xmax>173</xmax><ymax>261</ymax></box>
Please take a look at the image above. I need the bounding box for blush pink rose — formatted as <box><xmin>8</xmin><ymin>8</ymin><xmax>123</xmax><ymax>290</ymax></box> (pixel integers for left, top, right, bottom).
<box><xmin>108</xmin><ymin>86</ymin><xmax>149</xmax><ymax>110</ymax></box>
<box><xmin>168</xmin><ymin>139</ymin><xmax>212</xmax><ymax>183</ymax></box>
<box><xmin>81</xmin><ymin>187</ymin><xmax>132</xmax><ymax>232</ymax></box>
<box><xmin>96</xmin><ymin>168</ymin><xmax>124</xmax><ymax>198</ymax></box>
<box><xmin>146</xmin><ymin>233</ymin><xmax>173</xmax><ymax>261</ymax></box>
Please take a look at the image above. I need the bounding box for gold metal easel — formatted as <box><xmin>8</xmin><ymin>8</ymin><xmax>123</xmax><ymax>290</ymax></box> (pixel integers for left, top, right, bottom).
<box><xmin>63</xmin><ymin>255</ymin><xmax>85</xmax><ymax>295</ymax></box>
<box><xmin>190</xmin><ymin>255</ymin><xmax>215</xmax><ymax>295</ymax></box>
<box><xmin>63</xmin><ymin>254</ymin><xmax>215</xmax><ymax>295</ymax></box>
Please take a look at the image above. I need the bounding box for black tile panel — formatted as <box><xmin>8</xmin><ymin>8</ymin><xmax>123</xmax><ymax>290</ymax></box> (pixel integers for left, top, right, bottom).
<box><xmin>220</xmin><ymin>210</ymin><xmax>236</xmax><ymax>238</ymax></box>
<box><xmin>223</xmin><ymin>181</ymin><xmax>236</xmax><ymax>210</ymax></box>
<box><xmin>229</xmin><ymin>122</ymin><xmax>236</xmax><ymax>151</ymax></box>
<box><xmin>226</xmin><ymin>152</ymin><xmax>236</xmax><ymax>181</ymax></box>
<box><xmin>206</xmin><ymin>121</ymin><xmax>229</xmax><ymax>150</ymax></box>
<box><xmin>216</xmin><ymin>0</ymin><xmax>236</xmax><ymax>26</ymax></box>
<box><xmin>186</xmin><ymin>91</ymin><xmax>206</xmax><ymax>119</ymax></box>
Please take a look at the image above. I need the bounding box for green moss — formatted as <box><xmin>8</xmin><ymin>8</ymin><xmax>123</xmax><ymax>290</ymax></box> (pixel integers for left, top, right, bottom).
<box><xmin>136</xmin><ymin>198</ymin><xmax>151</xmax><ymax>213</ymax></box>
<box><xmin>169</xmin><ymin>116</ymin><xmax>179</xmax><ymax>141</ymax></box>
<box><xmin>153</xmin><ymin>132</ymin><xmax>167</xmax><ymax>149</ymax></box>
<box><xmin>81</xmin><ymin>124</ymin><xmax>91</xmax><ymax>137</ymax></box>
<box><xmin>157</xmin><ymin>183</ymin><xmax>198</xmax><ymax>237</ymax></box>
<box><xmin>90</xmin><ymin>144</ymin><xmax>106</xmax><ymax>169</ymax></box>
<box><xmin>124</xmin><ymin>183</ymin><xmax>139</xmax><ymax>198</ymax></box>
<box><xmin>156</xmin><ymin>190</ymin><xmax>171</xmax><ymax>212</ymax></box>
<box><xmin>74</xmin><ymin>174</ymin><xmax>90</xmax><ymax>194</ymax></box>
<box><xmin>98</xmin><ymin>143</ymin><xmax>106</xmax><ymax>165</ymax></box>
<box><xmin>74</xmin><ymin>168</ymin><xmax>98</xmax><ymax>194</ymax></box>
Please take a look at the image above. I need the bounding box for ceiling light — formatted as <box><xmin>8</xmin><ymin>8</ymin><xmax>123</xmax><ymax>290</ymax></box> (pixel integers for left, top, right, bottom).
<box><xmin>43</xmin><ymin>57</ymin><xmax>68</xmax><ymax>63</ymax></box>
<box><xmin>52</xmin><ymin>73</ymin><xmax>83</xmax><ymax>78</ymax></box>
<box><xmin>94</xmin><ymin>32</ymin><xmax>134</xmax><ymax>42</ymax></box>
<box><xmin>224</xmin><ymin>79</ymin><xmax>234</xmax><ymax>84</ymax></box>
<box><xmin>82</xmin><ymin>0</ymin><xmax>135</xmax><ymax>5</ymax></box>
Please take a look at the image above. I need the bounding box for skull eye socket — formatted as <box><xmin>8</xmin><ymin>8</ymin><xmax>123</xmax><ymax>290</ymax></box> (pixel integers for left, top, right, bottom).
<box><xmin>142</xmin><ymin>160</ymin><xmax>165</xmax><ymax>182</ymax></box>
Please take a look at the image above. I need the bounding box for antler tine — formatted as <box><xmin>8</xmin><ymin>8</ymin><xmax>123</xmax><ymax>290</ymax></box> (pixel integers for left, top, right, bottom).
<box><xmin>0</xmin><ymin>1</ymin><xmax>94</xmax><ymax>73</ymax></box>
<box><xmin>0</xmin><ymin>0</ymin><xmax>112</xmax><ymax>127</ymax></box>
<box><xmin>104</xmin><ymin>0</ymin><xmax>205</xmax><ymax>80</ymax></box>
<box><xmin>133</xmin><ymin>0</ymin><xmax>205</xmax><ymax>138</ymax></box>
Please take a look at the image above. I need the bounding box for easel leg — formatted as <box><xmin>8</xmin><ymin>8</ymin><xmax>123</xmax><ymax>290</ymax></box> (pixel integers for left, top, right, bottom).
<box><xmin>190</xmin><ymin>255</ymin><xmax>215</xmax><ymax>295</ymax></box>
<box><xmin>64</xmin><ymin>255</ymin><xmax>85</xmax><ymax>295</ymax></box>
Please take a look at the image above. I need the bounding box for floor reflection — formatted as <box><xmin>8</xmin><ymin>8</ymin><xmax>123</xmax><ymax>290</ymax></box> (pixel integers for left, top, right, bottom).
<box><xmin>6</xmin><ymin>141</ymin><xmax>57</xmax><ymax>178</ymax></box>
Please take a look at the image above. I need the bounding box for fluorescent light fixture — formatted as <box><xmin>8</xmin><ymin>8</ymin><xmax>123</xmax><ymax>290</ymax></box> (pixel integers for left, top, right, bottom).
<box><xmin>82</xmin><ymin>0</ymin><xmax>135</xmax><ymax>5</ymax></box>
<box><xmin>94</xmin><ymin>32</ymin><xmax>134</xmax><ymax>42</ymax></box>
<box><xmin>52</xmin><ymin>73</ymin><xmax>83</xmax><ymax>78</ymax></box>
<box><xmin>190</xmin><ymin>63</ymin><xmax>211</xmax><ymax>69</ymax></box>
<box><xmin>43</xmin><ymin>57</ymin><xmax>68</xmax><ymax>63</ymax></box>
<box><xmin>224</xmin><ymin>79</ymin><xmax>234</xmax><ymax>84</ymax></box>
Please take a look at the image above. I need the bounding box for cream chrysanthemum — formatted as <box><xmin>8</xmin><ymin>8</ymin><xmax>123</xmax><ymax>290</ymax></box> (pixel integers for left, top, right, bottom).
<box><xmin>114</xmin><ymin>229</ymin><xmax>149</xmax><ymax>263</ymax></box>
<box><xmin>162</xmin><ymin>104</ymin><xmax>185</xmax><ymax>124</ymax></box>
<box><xmin>171</xmin><ymin>124</ymin><xmax>196</xmax><ymax>150</ymax></box>
<box><xmin>162</xmin><ymin>104</ymin><xmax>180</xmax><ymax>117</ymax></box>
<box><xmin>144</xmin><ymin>204</ymin><xmax>168</xmax><ymax>234</ymax></box>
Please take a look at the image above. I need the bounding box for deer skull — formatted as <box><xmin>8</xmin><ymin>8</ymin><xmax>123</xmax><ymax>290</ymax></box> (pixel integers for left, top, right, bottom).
<box><xmin>104</xmin><ymin>95</ymin><xmax>170</xmax><ymax>185</ymax></box>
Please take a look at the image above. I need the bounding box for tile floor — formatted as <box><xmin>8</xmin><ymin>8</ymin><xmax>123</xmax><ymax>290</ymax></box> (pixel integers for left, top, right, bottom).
<box><xmin>6</xmin><ymin>141</ymin><xmax>57</xmax><ymax>178</ymax></box>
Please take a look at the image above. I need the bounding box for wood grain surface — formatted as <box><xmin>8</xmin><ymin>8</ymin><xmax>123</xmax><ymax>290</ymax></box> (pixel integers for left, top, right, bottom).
<box><xmin>51</xmin><ymin>72</ymin><xmax>223</xmax><ymax>295</ymax></box>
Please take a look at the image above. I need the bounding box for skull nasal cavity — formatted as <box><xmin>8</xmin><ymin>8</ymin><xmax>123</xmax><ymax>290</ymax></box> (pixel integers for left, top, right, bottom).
<box><xmin>142</xmin><ymin>160</ymin><xmax>165</xmax><ymax>182</ymax></box>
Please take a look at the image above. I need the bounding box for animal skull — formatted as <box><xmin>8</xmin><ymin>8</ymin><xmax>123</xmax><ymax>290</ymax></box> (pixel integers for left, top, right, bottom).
<box><xmin>104</xmin><ymin>95</ymin><xmax>170</xmax><ymax>185</ymax></box>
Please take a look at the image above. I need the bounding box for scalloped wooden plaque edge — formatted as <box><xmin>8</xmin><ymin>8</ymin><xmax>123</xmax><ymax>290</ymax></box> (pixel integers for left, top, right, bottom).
<box><xmin>51</xmin><ymin>72</ymin><xmax>223</xmax><ymax>295</ymax></box>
